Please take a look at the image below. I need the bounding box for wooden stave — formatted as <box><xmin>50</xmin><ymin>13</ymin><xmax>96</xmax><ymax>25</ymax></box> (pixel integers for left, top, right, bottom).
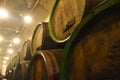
<box><xmin>49</xmin><ymin>0</ymin><xmax>109</xmax><ymax>43</ymax></box>
<box><xmin>20</xmin><ymin>40</ymin><xmax>32</xmax><ymax>61</ymax></box>
<box><xmin>25</xmin><ymin>49</ymin><xmax>63</xmax><ymax>80</ymax></box>
<box><xmin>60</xmin><ymin>1</ymin><xmax>120</xmax><ymax>80</ymax></box>
<box><xmin>31</xmin><ymin>22</ymin><xmax>65</xmax><ymax>55</ymax></box>
<box><xmin>11</xmin><ymin>61</ymin><xmax>29</xmax><ymax>80</ymax></box>
<box><xmin>6</xmin><ymin>52</ymin><xmax>20</xmax><ymax>80</ymax></box>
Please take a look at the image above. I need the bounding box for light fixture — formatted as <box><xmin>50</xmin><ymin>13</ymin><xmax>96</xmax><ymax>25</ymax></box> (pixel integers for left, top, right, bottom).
<box><xmin>24</xmin><ymin>15</ymin><xmax>32</xmax><ymax>23</ymax></box>
<box><xmin>3</xmin><ymin>57</ymin><xmax>9</xmax><ymax>60</ymax></box>
<box><xmin>29</xmin><ymin>37</ymin><xmax>31</xmax><ymax>40</ymax></box>
<box><xmin>2</xmin><ymin>78</ymin><xmax>7</xmax><ymax>80</ymax></box>
<box><xmin>16</xmin><ymin>31</ymin><xmax>19</xmax><ymax>33</ymax></box>
<box><xmin>9</xmin><ymin>43</ymin><xmax>13</xmax><ymax>47</ymax></box>
<box><xmin>2</xmin><ymin>64</ymin><xmax>5</xmax><ymax>67</ymax></box>
<box><xmin>3</xmin><ymin>60</ymin><xmax>7</xmax><ymax>64</ymax></box>
<box><xmin>0</xmin><ymin>36</ymin><xmax>3</xmax><ymax>42</ymax></box>
<box><xmin>9</xmin><ymin>70</ymin><xmax>12</xmax><ymax>73</ymax></box>
<box><xmin>13</xmin><ymin>37</ymin><xmax>20</xmax><ymax>44</ymax></box>
<box><xmin>7</xmin><ymin>48</ymin><xmax>14</xmax><ymax>54</ymax></box>
<box><xmin>0</xmin><ymin>8</ymin><xmax>8</xmax><ymax>18</ymax></box>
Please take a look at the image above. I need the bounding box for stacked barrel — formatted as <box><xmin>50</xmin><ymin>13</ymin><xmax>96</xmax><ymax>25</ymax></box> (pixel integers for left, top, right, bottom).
<box><xmin>5</xmin><ymin>0</ymin><xmax>120</xmax><ymax>80</ymax></box>
<box><xmin>59</xmin><ymin>0</ymin><xmax>120</xmax><ymax>80</ymax></box>
<box><xmin>25</xmin><ymin>22</ymin><xmax>65</xmax><ymax>80</ymax></box>
<box><xmin>5</xmin><ymin>53</ymin><xmax>19</xmax><ymax>80</ymax></box>
<box><xmin>5</xmin><ymin>22</ymin><xmax>65</xmax><ymax>80</ymax></box>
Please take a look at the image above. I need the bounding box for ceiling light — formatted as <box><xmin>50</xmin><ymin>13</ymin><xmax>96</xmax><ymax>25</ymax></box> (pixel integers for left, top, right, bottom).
<box><xmin>9</xmin><ymin>70</ymin><xmax>12</xmax><ymax>73</ymax></box>
<box><xmin>2</xmin><ymin>64</ymin><xmax>6</xmax><ymax>67</ymax></box>
<box><xmin>0</xmin><ymin>8</ymin><xmax>8</xmax><ymax>18</ymax></box>
<box><xmin>16</xmin><ymin>31</ymin><xmax>19</xmax><ymax>33</ymax></box>
<box><xmin>7</xmin><ymin>48</ymin><xmax>14</xmax><ymax>54</ymax></box>
<box><xmin>0</xmin><ymin>36</ymin><xmax>3</xmax><ymax>42</ymax></box>
<box><xmin>13</xmin><ymin>37</ymin><xmax>20</xmax><ymax>44</ymax></box>
<box><xmin>24</xmin><ymin>15</ymin><xmax>32</xmax><ymax>23</ymax></box>
<box><xmin>9</xmin><ymin>43</ymin><xmax>13</xmax><ymax>47</ymax></box>
<box><xmin>3</xmin><ymin>57</ymin><xmax>9</xmax><ymax>60</ymax></box>
<box><xmin>3</xmin><ymin>60</ymin><xmax>7</xmax><ymax>64</ymax></box>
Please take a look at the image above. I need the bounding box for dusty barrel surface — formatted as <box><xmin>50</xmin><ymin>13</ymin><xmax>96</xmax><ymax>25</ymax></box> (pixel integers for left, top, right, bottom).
<box><xmin>20</xmin><ymin>40</ymin><xmax>32</xmax><ymax>61</ymax></box>
<box><xmin>11</xmin><ymin>61</ymin><xmax>29</xmax><ymax>80</ymax></box>
<box><xmin>25</xmin><ymin>49</ymin><xmax>63</xmax><ymax>80</ymax></box>
<box><xmin>6</xmin><ymin>64</ymin><xmax>13</xmax><ymax>80</ymax></box>
<box><xmin>6</xmin><ymin>54</ymin><xmax>20</xmax><ymax>80</ymax></box>
<box><xmin>49</xmin><ymin>0</ymin><xmax>109</xmax><ymax>43</ymax></box>
<box><xmin>31</xmin><ymin>22</ymin><xmax>65</xmax><ymax>54</ymax></box>
<box><xmin>8</xmin><ymin>52</ymin><xmax>20</xmax><ymax>80</ymax></box>
<box><xmin>11</xmin><ymin>54</ymin><xmax>20</xmax><ymax>69</ymax></box>
<box><xmin>12</xmin><ymin>52</ymin><xmax>20</xmax><ymax>69</ymax></box>
<box><xmin>61</xmin><ymin>1</ymin><xmax>120</xmax><ymax>80</ymax></box>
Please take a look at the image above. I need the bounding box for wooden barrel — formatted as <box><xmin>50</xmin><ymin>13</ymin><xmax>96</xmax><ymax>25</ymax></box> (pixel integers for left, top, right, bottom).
<box><xmin>49</xmin><ymin>0</ymin><xmax>110</xmax><ymax>43</ymax></box>
<box><xmin>7</xmin><ymin>52</ymin><xmax>20</xmax><ymax>80</ymax></box>
<box><xmin>61</xmin><ymin>1</ymin><xmax>120</xmax><ymax>80</ymax></box>
<box><xmin>31</xmin><ymin>22</ymin><xmax>65</xmax><ymax>54</ymax></box>
<box><xmin>11</xmin><ymin>61</ymin><xmax>29</xmax><ymax>80</ymax></box>
<box><xmin>8</xmin><ymin>56</ymin><xmax>18</xmax><ymax>80</ymax></box>
<box><xmin>14</xmin><ymin>52</ymin><xmax>20</xmax><ymax>67</ymax></box>
<box><xmin>11</xmin><ymin>55</ymin><xmax>18</xmax><ymax>68</ymax></box>
<box><xmin>6</xmin><ymin>63</ymin><xmax>14</xmax><ymax>80</ymax></box>
<box><xmin>5</xmin><ymin>53</ymin><xmax>20</xmax><ymax>80</ymax></box>
<box><xmin>7</xmin><ymin>71</ymin><xmax>13</xmax><ymax>80</ymax></box>
<box><xmin>6</xmin><ymin>62</ymin><xmax>12</xmax><ymax>74</ymax></box>
<box><xmin>25</xmin><ymin>49</ymin><xmax>63</xmax><ymax>80</ymax></box>
<box><xmin>5</xmin><ymin>64</ymin><xmax>12</xmax><ymax>80</ymax></box>
<box><xmin>20</xmin><ymin>40</ymin><xmax>32</xmax><ymax>61</ymax></box>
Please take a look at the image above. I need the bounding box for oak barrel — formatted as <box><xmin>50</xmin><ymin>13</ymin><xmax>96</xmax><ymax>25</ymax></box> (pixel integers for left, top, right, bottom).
<box><xmin>61</xmin><ymin>1</ymin><xmax>120</xmax><ymax>80</ymax></box>
<box><xmin>6</xmin><ymin>64</ymin><xmax>12</xmax><ymax>80</ymax></box>
<box><xmin>49</xmin><ymin>0</ymin><xmax>109</xmax><ymax>43</ymax></box>
<box><xmin>11</xmin><ymin>55</ymin><xmax>18</xmax><ymax>69</ymax></box>
<box><xmin>14</xmin><ymin>52</ymin><xmax>20</xmax><ymax>67</ymax></box>
<box><xmin>20</xmin><ymin>40</ymin><xmax>32</xmax><ymax>61</ymax></box>
<box><xmin>11</xmin><ymin>61</ymin><xmax>29</xmax><ymax>80</ymax></box>
<box><xmin>6</xmin><ymin>52</ymin><xmax>20</xmax><ymax>80</ymax></box>
<box><xmin>6</xmin><ymin>54</ymin><xmax>20</xmax><ymax>80</ymax></box>
<box><xmin>31</xmin><ymin>22</ymin><xmax>65</xmax><ymax>54</ymax></box>
<box><xmin>25</xmin><ymin>49</ymin><xmax>63</xmax><ymax>80</ymax></box>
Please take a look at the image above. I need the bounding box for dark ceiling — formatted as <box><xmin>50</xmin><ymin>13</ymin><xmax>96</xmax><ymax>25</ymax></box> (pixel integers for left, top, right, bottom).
<box><xmin>0</xmin><ymin>0</ymin><xmax>54</xmax><ymax>74</ymax></box>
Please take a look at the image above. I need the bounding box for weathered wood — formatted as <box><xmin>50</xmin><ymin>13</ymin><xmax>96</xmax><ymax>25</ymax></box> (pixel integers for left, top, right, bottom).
<box><xmin>20</xmin><ymin>40</ymin><xmax>32</xmax><ymax>61</ymax></box>
<box><xmin>26</xmin><ymin>49</ymin><xmax>63</xmax><ymax>80</ymax></box>
<box><xmin>11</xmin><ymin>61</ymin><xmax>29</xmax><ymax>80</ymax></box>
<box><xmin>6</xmin><ymin>53</ymin><xmax>20</xmax><ymax>80</ymax></box>
<box><xmin>49</xmin><ymin>0</ymin><xmax>108</xmax><ymax>42</ymax></box>
<box><xmin>31</xmin><ymin>22</ymin><xmax>65</xmax><ymax>55</ymax></box>
<box><xmin>61</xmin><ymin>2</ymin><xmax>120</xmax><ymax>80</ymax></box>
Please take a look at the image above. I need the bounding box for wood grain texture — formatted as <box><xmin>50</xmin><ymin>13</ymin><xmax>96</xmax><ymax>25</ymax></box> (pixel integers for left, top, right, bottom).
<box><xmin>31</xmin><ymin>22</ymin><xmax>65</xmax><ymax>55</ymax></box>
<box><xmin>11</xmin><ymin>61</ymin><xmax>29</xmax><ymax>80</ymax></box>
<box><xmin>26</xmin><ymin>49</ymin><xmax>63</xmax><ymax>80</ymax></box>
<box><xmin>20</xmin><ymin>40</ymin><xmax>32</xmax><ymax>61</ymax></box>
<box><xmin>49</xmin><ymin>0</ymin><xmax>107</xmax><ymax>42</ymax></box>
<box><xmin>62</xmin><ymin>4</ymin><xmax>120</xmax><ymax>80</ymax></box>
